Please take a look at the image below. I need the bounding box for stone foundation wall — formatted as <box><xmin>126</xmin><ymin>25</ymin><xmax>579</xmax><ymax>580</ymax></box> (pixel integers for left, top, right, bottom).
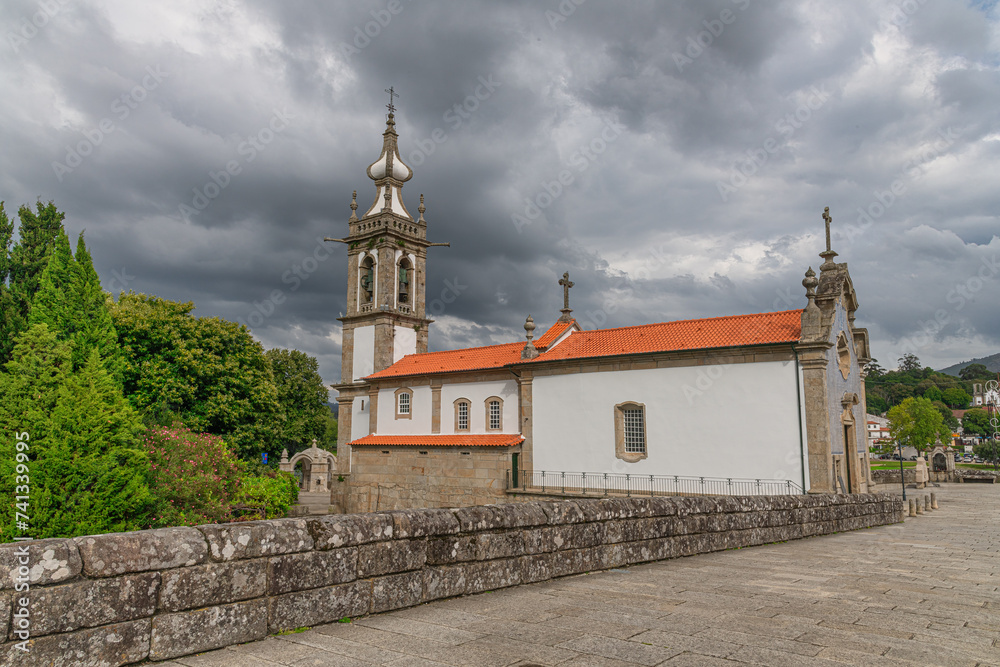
<box><xmin>0</xmin><ymin>493</ymin><xmax>902</xmax><ymax>666</ymax></box>
<box><xmin>345</xmin><ymin>446</ymin><xmax>512</xmax><ymax>513</ymax></box>
<box><xmin>871</xmin><ymin>468</ymin><xmax>916</xmax><ymax>485</ymax></box>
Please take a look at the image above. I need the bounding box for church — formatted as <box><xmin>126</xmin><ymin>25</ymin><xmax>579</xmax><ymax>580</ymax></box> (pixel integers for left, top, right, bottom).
<box><xmin>323</xmin><ymin>104</ymin><xmax>874</xmax><ymax>514</ymax></box>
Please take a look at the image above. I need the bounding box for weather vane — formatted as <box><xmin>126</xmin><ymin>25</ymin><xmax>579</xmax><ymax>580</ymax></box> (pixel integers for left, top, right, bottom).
<box><xmin>385</xmin><ymin>86</ymin><xmax>398</xmax><ymax>114</ymax></box>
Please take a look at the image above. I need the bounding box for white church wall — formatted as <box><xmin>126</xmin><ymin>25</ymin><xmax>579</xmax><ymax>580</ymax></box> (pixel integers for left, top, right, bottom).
<box><xmin>353</xmin><ymin>325</ymin><xmax>375</xmax><ymax>381</ymax></box>
<box><xmin>441</xmin><ymin>379</ymin><xmax>519</xmax><ymax>434</ymax></box>
<box><xmin>532</xmin><ymin>360</ymin><xmax>807</xmax><ymax>485</ymax></box>
<box><xmin>376</xmin><ymin>385</ymin><xmax>433</xmax><ymax>434</ymax></box>
<box><xmin>393</xmin><ymin>325</ymin><xmax>417</xmax><ymax>363</ymax></box>
<box><xmin>351</xmin><ymin>393</ymin><xmax>370</xmax><ymax>443</ymax></box>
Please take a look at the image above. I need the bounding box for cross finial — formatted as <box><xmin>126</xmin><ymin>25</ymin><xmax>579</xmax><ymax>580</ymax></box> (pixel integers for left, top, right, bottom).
<box><xmin>822</xmin><ymin>206</ymin><xmax>832</xmax><ymax>253</ymax></box>
<box><xmin>558</xmin><ymin>271</ymin><xmax>575</xmax><ymax>322</ymax></box>
<box><xmin>819</xmin><ymin>206</ymin><xmax>839</xmax><ymax>268</ymax></box>
<box><xmin>385</xmin><ymin>86</ymin><xmax>398</xmax><ymax>114</ymax></box>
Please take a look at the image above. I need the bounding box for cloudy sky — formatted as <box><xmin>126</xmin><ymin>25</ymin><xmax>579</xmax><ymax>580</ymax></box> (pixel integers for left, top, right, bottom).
<box><xmin>2</xmin><ymin>0</ymin><xmax>998</xmax><ymax>393</ymax></box>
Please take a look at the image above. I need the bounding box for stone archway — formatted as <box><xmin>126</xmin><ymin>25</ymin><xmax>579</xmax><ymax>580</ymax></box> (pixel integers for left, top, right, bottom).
<box><xmin>280</xmin><ymin>440</ymin><xmax>337</xmax><ymax>493</ymax></box>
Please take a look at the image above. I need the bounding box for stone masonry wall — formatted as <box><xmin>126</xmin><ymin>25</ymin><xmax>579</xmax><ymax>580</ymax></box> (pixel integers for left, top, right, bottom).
<box><xmin>0</xmin><ymin>493</ymin><xmax>902</xmax><ymax>666</ymax></box>
<box><xmin>346</xmin><ymin>446</ymin><xmax>511</xmax><ymax>513</ymax></box>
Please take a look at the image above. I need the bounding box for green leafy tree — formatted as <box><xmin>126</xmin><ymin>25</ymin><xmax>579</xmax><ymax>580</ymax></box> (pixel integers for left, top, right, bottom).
<box><xmin>972</xmin><ymin>440</ymin><xmax>1000</xmax><ymax>468</ymax></box>
<box><xmin>940</xmin><ymin>387</ymin><xmax>971</xmax><ymax>409</ymax></box>
<box><xmin>324</xmin><ymin>408</ymin><xmax>338</xmax><ymax>451</ymax></box>
<box><xmin>931</xmin><ymin>400</ymin><xmax>959</xmax><ymax>430</ymax></box>
<box><xmin>0</xmin><ymin>326</ymin><xmax>153</xmax><ymax>541</ymax></box>
<box><xmin>266</xmin><ymin>348</ymin><xmax>329</xmax><ymax>457</ymax></box>
<box><xmin>111</xmin><ymin>293</ymin><xmax>281</xmax><ymax>459</ymax></box>
<box><xmin>887</xmin><ymin>397</ymin><xmax>952</xmax><ymax>455</ymax></box>
<box><xmin>897</xmin><ymin>353</ymin><xmax>922</xmax><ymax>373</ymax></box>
<box><xmin>922</xmin><ymin>385</ymin><xmax>944</xmax><ymax>402</ymax></box>
<box><xmin>961</xmin><ymin>408</ymin><xmax>992</xmax><ymax>437</ymax></box>
<box><xmin>959</xmin><ymin>363</ymin><xmax>993</xmax><ymax>381</ymax></box>
<box><xmin>866</xmin><ymin>358</ymin><xmax>886</xmax><ymax>379</ymax></box>
<box><xmin>865</xmin><ymin>394</ymin><xmax>889</xmax><ymax>415</ymax></box>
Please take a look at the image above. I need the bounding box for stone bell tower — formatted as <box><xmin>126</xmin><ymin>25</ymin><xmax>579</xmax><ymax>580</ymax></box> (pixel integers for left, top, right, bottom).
<box><xmin>328</xmin><ymin>91</ymin><xmax>449</xmax><ymax>461</ymax></box>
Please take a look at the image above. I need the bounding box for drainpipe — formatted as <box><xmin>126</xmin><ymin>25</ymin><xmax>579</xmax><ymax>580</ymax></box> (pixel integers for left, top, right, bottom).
<box><xmin>794</xmin><ymin>349</ymin><xmax>807</xmax><ymax>494</ymax></box>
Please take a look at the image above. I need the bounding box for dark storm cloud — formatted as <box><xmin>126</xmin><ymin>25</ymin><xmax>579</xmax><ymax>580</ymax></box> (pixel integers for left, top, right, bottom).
<box><xmin>1</xmin><ymin>0</ymin><xmax>998</xmax><ymax>389</ymax></box>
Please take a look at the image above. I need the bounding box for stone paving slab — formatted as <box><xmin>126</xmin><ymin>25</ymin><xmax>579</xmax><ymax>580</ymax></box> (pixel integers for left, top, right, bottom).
<box><xmin>154</xmin><ymin>485</ymin><xmax>1000</xmax><ymax>666</ymax></box>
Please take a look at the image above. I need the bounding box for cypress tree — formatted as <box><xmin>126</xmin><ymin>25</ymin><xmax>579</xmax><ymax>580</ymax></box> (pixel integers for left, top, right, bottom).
<box><xmin>5</xmin><ymin>201</ymin><xmax>65</xmax><ymax>360</ymax></box>
<box><xmin>28</xmin><ymin>230</ymin><xmax>123</xmax><ymax>379</ymax></box>
<box><xmin>0</xmin><ymin>327</ymin><xmax>152</xmax><ymax>541</ymax></box>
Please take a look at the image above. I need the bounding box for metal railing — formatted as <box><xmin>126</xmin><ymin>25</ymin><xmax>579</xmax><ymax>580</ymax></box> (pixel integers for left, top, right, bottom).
<box><xmin>506</xmin><ymin>470</ymin><xmax>803</xmax><ymax>496</ymax></box>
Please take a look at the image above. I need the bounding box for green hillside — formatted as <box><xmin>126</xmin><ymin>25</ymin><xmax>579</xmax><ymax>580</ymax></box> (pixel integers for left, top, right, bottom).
<box><xmin>939</xmin><ymin>352</ymin><xmax>1000</xmax><ymax>377</ymax></box>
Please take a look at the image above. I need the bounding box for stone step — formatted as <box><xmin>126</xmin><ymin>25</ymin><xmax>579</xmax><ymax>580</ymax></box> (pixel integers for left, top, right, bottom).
<box><xmin>291</xmin><ymin>491</ymin><xmax>333</xmax><ymax>516</ymax></box>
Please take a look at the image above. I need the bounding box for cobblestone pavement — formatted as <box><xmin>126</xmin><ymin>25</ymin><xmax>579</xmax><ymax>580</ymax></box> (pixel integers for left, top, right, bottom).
<box><xmin>161</xmin><ymin>486</ymin><xmax>1000</xmax><ymax>666</ymax></box>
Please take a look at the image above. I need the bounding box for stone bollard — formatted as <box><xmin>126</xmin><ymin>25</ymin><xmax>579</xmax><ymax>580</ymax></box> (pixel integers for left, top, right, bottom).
<box><xmin>915</xmin><ymin>497</ymin><xmax>924</xmax><ymax>514</ymax></box>
<box><xmin>931</xmin><ymin>492</ymin><xmax>938</xmax><ymax>509</ymax></box>
<box><xmin>924</xmin><ymin>495</ymin><xmax>931</xmax><ymax>512</ymax></box>
<box><xmin>909</xmin><ymin>498</ymin><xmax>917</xmax><ymax>517</ymax></box>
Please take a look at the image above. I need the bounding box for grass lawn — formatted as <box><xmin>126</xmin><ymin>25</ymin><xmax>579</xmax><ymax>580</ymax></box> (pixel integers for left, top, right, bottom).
<box><xmin>871</xmin><ymin>462</ymin><xmax>914</xmax><ymax>470</ymax></box>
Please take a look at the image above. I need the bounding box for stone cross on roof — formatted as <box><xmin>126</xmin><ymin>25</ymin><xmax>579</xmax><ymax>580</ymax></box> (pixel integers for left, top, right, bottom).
<box><xmin>558</xmin><ymin>271</ymin><xmax>574</xmax><ymax>322</ymax></box>
<box><xmin>819</xmin><ymin>206</ymin><xmax>839</xmax><ymax>268</ymax></box>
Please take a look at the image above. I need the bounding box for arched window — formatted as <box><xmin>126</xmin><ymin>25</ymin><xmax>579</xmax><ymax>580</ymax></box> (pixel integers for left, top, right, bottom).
<box><xmin>398</xmin><ymin>257</ymin><xmax>412</xmax><ymax>305</ymax></box>
<box><xmin>454</xmin><ymin>398</ymin><xmax>470</xmax><ymax>432</ymax></box>
<box><xmin>485</xmin><ymin>396</ymin><xmax>503</xmax><ymax>431</ymax></box>
<box><xmin>395</xmin><ymin>387</ymin><xmax>412</xmax><ymax>420</ymax></box>
<box><xmin>614</xmin><ymin>402</ymin><xmax>647</xmax><ymax>462</ymax></box>
<box><xmin>360</xmin><ymin>255</ymin><xmax>375</xmax><ymax>304</ymax></box>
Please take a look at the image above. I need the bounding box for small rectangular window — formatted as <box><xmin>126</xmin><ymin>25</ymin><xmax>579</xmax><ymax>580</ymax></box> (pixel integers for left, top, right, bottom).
<box><xmin>398</xmin><ymin>392</ymin><xmax>410</xmax><ymax>415</ymax></box>
<box><xmin>458</xmin><ymin>402</ymin><xmax>469</xmax><ymax>430</ymax></box>
<box><xmin>623</xmin><ymin>407</ymin><xmax>645</xmax><ymax>453</ymax></box>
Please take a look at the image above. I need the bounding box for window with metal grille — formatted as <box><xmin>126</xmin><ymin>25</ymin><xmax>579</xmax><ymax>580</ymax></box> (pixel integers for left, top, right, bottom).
<box><xmin>457</xmin><ymin>401</ymin><xmax>469</xmax><ymax>430</ymax></box>
<box><xmin>623</xmin><ymin>406</ymin><xmax>645</xmax><ymax>453</ymax></box>
<box><xmin>489</xmin><ymin>400</ymin><xmax>501</xmax><ymax>430</ymax></box>
<box><xmin>398</xmin><ymin>392</ymin><xmax>410</xmax><ymax>415</ymax></box>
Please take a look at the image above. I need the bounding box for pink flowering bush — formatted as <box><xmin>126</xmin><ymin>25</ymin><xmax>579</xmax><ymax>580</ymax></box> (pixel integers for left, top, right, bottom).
<box><xmin>143</xmin><ymin>424</ymin><xmax>241</xmax><ymax>527</ymax></box>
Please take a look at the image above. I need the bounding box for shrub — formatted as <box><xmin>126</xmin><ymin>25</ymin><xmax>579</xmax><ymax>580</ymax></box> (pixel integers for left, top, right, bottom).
<box><xmin>143</xmin><ymin>424</ymin><xmax>241</xmax><ymax>528</ymax></box>
<box><xmin>233</xmin><ymin>464</ymin><xmax>299</xmax><ymax>519</ymax></box>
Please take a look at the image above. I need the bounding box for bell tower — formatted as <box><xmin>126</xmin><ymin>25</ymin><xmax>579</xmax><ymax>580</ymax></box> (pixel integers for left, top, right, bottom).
<box><xmin>329</xmin><ymin>96</ymin><xmax>449</xmax><ymax>385</ymax></box>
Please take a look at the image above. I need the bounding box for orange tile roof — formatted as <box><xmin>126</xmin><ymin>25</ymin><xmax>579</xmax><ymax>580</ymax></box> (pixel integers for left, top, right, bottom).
<box><xmin>365</xmin><ymin>341</ymin><xmax>525</xmax><ymax>379</ymax></box>
<box><xmin>534</xmin><ymin>319</ymin><xmax>575</xmax><ymax>349</ymax></box>
<box><xmin>531</xmin><ymin>309</ymin><xmax>803</xmax><ymax>362</ymax></box>
<box><xmin>349</xmin><ymin>434</ymin><xmax>524</xmax><ymax>447</ymax></box>
<box><xmin>364</xmin><ymin>310</ymin><xmax>803</xmax><ymax>380</ymax></box>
